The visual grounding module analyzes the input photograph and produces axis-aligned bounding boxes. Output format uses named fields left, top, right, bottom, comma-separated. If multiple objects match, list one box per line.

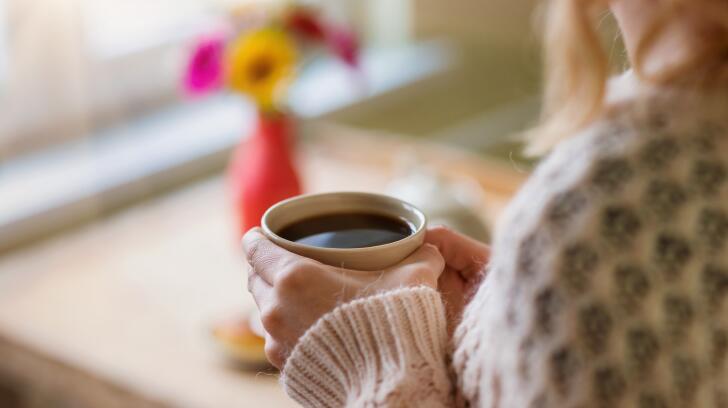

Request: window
left=0, top=0, right=445, bottom=253
left=0, top=0, right=266, bottom=159
left=0, top=0, right=373, bottom=160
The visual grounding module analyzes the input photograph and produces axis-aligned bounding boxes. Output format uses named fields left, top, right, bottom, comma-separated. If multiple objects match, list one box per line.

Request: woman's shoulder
left=476, top=86, right=728, bottom=408
left=496, top=90, right=728, bottom=255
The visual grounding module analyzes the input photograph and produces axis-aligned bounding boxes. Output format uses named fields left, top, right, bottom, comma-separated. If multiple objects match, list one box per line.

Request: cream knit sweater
left=282, top=77, right=728, bottom=407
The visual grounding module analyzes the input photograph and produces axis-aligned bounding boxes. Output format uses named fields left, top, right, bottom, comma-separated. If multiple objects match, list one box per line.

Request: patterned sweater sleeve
left=451, top=102, right=728, bottom=407
left=281, top=286, right=454, bottom=408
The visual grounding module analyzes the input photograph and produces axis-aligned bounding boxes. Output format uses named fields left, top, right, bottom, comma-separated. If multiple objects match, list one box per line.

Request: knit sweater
left=282, top=76, right=728, bottom=407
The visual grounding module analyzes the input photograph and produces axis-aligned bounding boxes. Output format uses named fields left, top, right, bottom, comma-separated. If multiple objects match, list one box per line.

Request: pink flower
left=326, top=26, right=359, bottom=69
left=183, top=33, right=226, bottom=96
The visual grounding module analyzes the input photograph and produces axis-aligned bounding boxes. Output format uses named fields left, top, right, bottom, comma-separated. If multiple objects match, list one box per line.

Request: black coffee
left=278, top=212, right=414, bottom=249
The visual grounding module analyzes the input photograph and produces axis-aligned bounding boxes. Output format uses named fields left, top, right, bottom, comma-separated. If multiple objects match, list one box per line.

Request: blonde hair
left=527, top=0, right=728, bottom=156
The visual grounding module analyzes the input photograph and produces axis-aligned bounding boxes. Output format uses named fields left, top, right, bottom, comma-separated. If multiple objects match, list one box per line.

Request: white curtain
left=0, top=0, right=92, bottom=160
left=0, top=0, right=217, bottom=162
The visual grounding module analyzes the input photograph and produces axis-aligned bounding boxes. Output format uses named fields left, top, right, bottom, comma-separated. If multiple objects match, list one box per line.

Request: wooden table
left=0, top=129, right=525, bottom=408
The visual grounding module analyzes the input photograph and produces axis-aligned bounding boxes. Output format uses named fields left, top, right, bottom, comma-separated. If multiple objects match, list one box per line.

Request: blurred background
left=0, top=0, right=560, bottom=406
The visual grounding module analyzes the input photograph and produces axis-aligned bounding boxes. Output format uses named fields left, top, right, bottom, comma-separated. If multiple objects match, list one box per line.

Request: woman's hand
left=243, top=227, right=445, bottom=368
left=425, top=226, right=490, bottom=334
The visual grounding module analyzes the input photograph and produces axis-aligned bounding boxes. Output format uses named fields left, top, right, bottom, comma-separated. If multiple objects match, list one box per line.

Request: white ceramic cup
left=261, top=192, right=427, bottom=270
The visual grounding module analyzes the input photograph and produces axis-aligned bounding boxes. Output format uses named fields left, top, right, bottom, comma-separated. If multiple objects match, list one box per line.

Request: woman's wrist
left=282, top=286, right=451, bottom=407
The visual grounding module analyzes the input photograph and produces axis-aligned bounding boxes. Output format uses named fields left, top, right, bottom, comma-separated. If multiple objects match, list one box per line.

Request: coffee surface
left=278, top=212, right=413, bottom=249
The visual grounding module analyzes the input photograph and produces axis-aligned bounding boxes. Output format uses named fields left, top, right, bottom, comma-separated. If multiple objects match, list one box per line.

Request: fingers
left=403, top=243, right=446, bottom=271
left=425, top=226, right=490, bottom=279
left=249, top=272, right=288, bottom=368
left=437, top=268, right=467, bottom=335
left=388, top=243, right=445, bottom=287
left=247, top=270, right=273, bottom=310
left=242, top=228, right=299, bottom=285
left=264, top=332, right=286, bottom=369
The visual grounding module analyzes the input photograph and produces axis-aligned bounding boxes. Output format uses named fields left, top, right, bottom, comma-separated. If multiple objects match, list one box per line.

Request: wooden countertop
left=0, top=128, right=526, bottom=408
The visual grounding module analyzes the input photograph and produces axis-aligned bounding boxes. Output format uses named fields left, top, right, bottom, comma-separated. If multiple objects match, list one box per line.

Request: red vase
left=228, top=112, right=302, bottom=237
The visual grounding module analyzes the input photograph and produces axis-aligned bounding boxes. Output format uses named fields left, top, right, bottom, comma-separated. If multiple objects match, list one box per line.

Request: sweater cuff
left=282, top=286, right=451, bottom=408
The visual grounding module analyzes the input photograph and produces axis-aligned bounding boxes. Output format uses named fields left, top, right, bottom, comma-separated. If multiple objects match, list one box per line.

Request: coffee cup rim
left=261, top=192, right=427, bottom=255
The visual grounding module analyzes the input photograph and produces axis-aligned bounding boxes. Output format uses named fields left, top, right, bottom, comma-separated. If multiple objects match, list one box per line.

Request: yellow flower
left=227, top=28, right=297, bottom=111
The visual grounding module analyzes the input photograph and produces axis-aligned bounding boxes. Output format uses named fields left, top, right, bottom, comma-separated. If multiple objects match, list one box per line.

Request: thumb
left=387, top=243, right=445, bottom=287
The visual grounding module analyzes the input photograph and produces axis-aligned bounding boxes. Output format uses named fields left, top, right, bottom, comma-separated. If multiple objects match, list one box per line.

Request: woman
left=244, top=0, right=728, bottom=406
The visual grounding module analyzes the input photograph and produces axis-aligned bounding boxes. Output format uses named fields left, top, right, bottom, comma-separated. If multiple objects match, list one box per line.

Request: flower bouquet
left=182, top=4, right=360, bottom=368
left=182, top=4, right=360, bottom=236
